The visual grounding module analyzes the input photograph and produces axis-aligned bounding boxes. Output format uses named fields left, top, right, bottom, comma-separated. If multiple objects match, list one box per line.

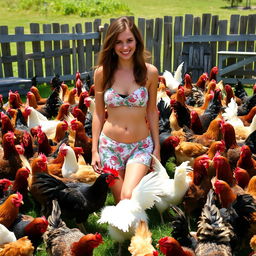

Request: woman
left=91, top=16, right=160, bottom=203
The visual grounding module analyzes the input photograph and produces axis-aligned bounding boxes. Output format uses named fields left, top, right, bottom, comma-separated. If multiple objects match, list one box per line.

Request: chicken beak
left=21, top=200, right=24, bottom=205
left=155, top=243, right=159, bottom=249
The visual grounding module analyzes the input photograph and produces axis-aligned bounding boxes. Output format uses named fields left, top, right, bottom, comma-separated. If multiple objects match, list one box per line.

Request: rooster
left=195, top=189, right=235, bottom=256
left=128, top=220, right=158, bottom=256
left=43, top=199, right=103, bottom=256
left=151, top=155, right=192, bottom=223
left=32, top=168, right=118, bottom=232
left=98, top=162, right=164, bottom=254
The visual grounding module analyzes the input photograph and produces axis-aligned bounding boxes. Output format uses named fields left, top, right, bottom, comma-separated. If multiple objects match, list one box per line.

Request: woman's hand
left=91, top=151, right=102, bottom=172
left=152, top=147, right=161, bottom=161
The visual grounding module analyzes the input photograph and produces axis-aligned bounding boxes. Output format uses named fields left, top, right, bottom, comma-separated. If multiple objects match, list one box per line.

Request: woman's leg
left=110, top=170, right=125, bottom=204
left=120, top=163, right=149, bottom=200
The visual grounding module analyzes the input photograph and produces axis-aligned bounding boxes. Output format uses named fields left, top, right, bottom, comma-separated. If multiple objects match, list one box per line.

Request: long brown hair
left=97, top=16, right=148, bottom=90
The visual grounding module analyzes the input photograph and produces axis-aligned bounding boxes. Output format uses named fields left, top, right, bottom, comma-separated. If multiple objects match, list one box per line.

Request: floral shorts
left=98, top=132, right=154, bottom=171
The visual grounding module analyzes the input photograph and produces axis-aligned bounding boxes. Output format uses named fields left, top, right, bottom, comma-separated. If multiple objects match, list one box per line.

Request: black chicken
left=171, top=100, right=191, bottom=128
left=234, top=80, right=248, bottom=103
left=237, top=93, right=256, bottom=116
left=157, top=98, right=171, bottom=134
left=33, top=170, right=118, bottom=232
left=199, top=89, right=222, bottom=132
left=245, top=130, right=256, bottom=154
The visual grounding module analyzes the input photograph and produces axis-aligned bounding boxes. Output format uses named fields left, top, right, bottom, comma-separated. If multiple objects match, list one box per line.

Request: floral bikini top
left=104, top=86, right=148, bottom=107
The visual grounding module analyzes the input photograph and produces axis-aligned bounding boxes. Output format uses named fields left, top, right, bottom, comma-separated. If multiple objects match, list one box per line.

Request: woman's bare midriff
left=102, top=106, right=149, bottom=143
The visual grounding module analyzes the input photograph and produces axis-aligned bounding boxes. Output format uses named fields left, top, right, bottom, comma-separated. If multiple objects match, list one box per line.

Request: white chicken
left=98, top=161, right=164, bottom=253
left=162, top=62, right=184, bottom=94
left=59, top=143, right=99, bottom=183
left=25, top=106, right=73, bottom=139
left=222, top=98, right=256, bottom=141
left=0, top=223, right=16, bottom=246
left=151, top=155, right=192, bottom=223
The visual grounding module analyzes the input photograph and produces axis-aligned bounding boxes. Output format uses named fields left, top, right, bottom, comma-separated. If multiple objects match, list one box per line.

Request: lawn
left=0, top=0, right=256, bottom=33
left=0, top=1, right=255, bottom=255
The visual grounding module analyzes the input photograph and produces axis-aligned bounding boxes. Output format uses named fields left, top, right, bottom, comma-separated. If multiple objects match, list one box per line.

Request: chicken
left=128, top=220, right=158, bottom=256
left=25, top=106, right=67, bottom=139
left=0, top=131, right=23, bottom=179
left=239, top=105, right=256, bottom=126
left=159, top=134, right=179, bottom=167
left=0, top=236, right=34, bottom=256
left=0, top=193, right=23, bottom=228
left=223, top=98, right=256, bottom=141
left=190, top=110, right=203, bottom=135
left=174, top=140, right=208, bottom=166
left=30, top=85, right=47, bottom=105
left=246, top=175, right=256, bottom=200
left=233, top=167, right=250, bottom=189
left=0, top=223, right=16, bottom=245
left=198, top=89, right=222, bottom=132
left=59, top=143, right=99, bottom=183
left=0, top=179, right=12, bottom=199
left=98, top=163, right=164, bottom=252
left=33, top=168, right=118, bottom=232
left=195, top=189, right=235, bottom=256
left=213, top=153, right=236, bottom=187
left=162, top=62, right=184, bottom=94
left=237, top=145, right=256, bottom=177
left=168, top=205, right=197, bottom=249
left=183, top=155, right=211, bottom=217
left=0, top=167, right=30, bottom=206
left=190, top=117, right=222, bottom=147
left=43, top=200, right=103, bottom=256
left=71, top=119, right=92, bottom=164
left=245, top=130, right=256, bottom=154
left=214, top=179, right=256, bottom=252
left=157, top=236, right=195, bottom=256
left=220, top=120, right=242, bottom=169
left=250, top=235, right=256, bottom=255
left=151, top=155, right=192, bottom=223
left=11, top=214, right=48, bottom=250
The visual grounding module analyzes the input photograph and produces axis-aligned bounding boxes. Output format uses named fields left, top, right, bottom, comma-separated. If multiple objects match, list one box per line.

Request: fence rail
left=0, top=14, right=255, bottom=87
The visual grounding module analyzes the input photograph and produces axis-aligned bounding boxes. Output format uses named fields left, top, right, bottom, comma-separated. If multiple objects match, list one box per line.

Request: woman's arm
left=91, top=67, right=106, bottom=170
left=146, top=63, right=160, bottom=160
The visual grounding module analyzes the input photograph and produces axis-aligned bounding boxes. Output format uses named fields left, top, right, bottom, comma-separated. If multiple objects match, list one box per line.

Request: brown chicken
left=30, top=85, right=47, bottom=105
left=71, top=119, right=92, bottom=164
left=157, top=236, right=195, bottom=256
left=246, top=175, right=256, bottom=200
left=233, top=167, right=250, bottom=189
left=52, top=120, right=69, bottom=143
left=72, top=106, right=86, bottom=125
left=174, top=141, right=208, bottom=166
left=192, top=118, right=222, bottom=147
left=0, top=131, right=23, bottom=179
left=183, top=155, right=211, bottom=217
left=0, top=236, right=34, bottom=256
left=238, top=106, right=256, bottom=126
left=237, top=145, right=256, bottom=177
left=43, top=200, right=103, bottom=256
left=11, top=214, right=48, bottom=251
left=55, top=102, right=71, bottom=121
left=128, top=220, right=158, bottom=256
left=250, top=235, right=256, bottom=255
left=0, top=192, right=23, bottom=228
left=221, top=121, right=241, bottom=169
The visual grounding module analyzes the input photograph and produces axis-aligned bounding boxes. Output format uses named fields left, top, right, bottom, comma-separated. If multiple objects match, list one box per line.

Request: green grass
left=0, top=0, right=255, bottom=34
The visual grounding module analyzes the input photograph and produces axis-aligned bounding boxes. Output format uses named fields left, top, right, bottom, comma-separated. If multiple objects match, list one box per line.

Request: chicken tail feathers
left=34, top=173, right=67, bottom=199
left=197, top=189, right=235, bottom=244
left=169, top=205, right=196, bottom=249
left=48, top=199, right=65, bottom=229
left=174, top=61, right=184, bottom=84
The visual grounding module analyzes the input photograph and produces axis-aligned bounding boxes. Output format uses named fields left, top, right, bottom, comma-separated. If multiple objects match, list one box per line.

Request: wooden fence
left=0, top=14, right=255, bottom=85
